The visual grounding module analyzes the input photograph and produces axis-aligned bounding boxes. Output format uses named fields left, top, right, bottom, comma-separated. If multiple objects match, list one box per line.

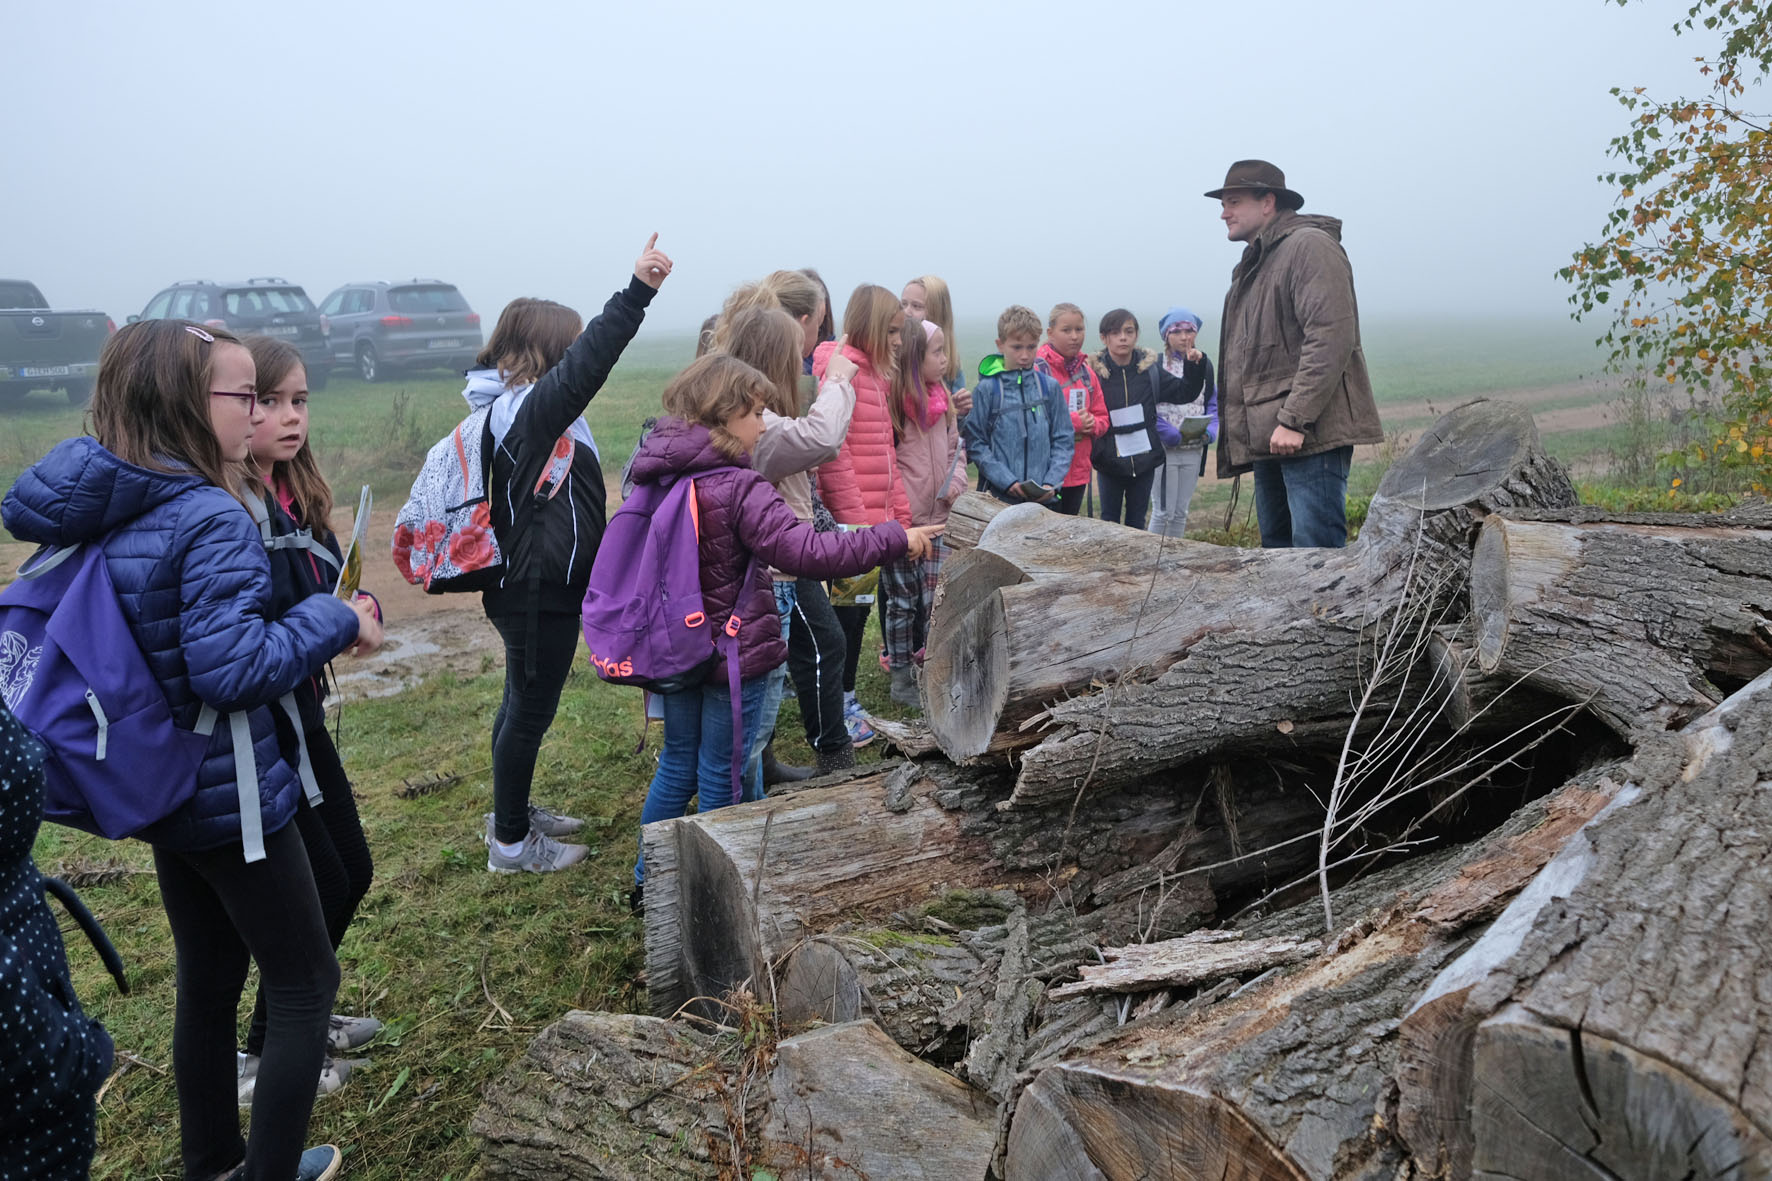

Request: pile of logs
left=471, top=402, right=1772, bottom=1179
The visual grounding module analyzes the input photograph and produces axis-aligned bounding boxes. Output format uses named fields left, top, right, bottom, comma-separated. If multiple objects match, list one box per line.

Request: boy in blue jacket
left=961, top=305, right=1073, bottom=505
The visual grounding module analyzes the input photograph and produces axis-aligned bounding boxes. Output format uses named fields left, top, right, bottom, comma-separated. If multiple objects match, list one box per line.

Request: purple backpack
left=582, top=469, right=761, bottom=806
left=0, top=543, right=211, bottom=840
left=0, top=540, right=306, bottom=861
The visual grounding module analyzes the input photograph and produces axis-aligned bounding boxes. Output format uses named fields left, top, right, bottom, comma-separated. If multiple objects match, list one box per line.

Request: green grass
left=49, top=617, right=905, bottom=1179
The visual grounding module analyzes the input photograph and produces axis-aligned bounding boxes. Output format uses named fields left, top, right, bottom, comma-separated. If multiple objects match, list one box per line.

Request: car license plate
left=21, top=365, right=70, bottom=377
left=428, top=338, right=461, bottom=349
left=263, top=325, right=299, bottom=337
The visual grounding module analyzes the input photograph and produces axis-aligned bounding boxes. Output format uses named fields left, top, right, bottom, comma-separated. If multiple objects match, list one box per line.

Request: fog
left=4, top=0, right=1707, bottom=339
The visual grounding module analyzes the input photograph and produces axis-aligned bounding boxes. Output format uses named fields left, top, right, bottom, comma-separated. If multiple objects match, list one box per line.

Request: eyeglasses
left=210, top=391, right=257, bottom=412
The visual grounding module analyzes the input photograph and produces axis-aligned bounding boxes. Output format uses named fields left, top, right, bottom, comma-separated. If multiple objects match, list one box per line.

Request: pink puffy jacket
left=895, top=385, right=969, bottom=527
left=812, top=341, right=912, bottom=528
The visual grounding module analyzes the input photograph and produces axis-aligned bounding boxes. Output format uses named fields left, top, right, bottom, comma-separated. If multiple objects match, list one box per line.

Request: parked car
left=131, top=278, right=332, bottom=387
left=317, top=280, right=483, bottom=382
left=0, top=279, right=114, bottom=407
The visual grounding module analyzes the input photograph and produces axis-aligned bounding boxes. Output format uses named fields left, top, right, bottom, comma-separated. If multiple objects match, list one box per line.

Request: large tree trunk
left=1004, top=763, right=1629, bottom=1181
left=922, top=401, right=1580, bottom=807
left=1393, top=666, right=1772, bottom=1179
left=1468, top=504, right=1772, bottom=733
left=641, top=759, right=1328, bottom=1022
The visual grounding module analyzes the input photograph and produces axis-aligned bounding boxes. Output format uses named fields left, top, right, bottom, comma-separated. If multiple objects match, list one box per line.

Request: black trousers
left=834, top=603, right=869, bottom=694
left=786, top=578, right=850, bottom=754
left=485, top=608, right=582, bottom=845
left=155, top=824, right=338, bottom=1181
left=245, top=713, right=372, bottom=1056
left=1097, top=466, right=1157, bottom=529
left=1054, top=483, right=1089, bottom=516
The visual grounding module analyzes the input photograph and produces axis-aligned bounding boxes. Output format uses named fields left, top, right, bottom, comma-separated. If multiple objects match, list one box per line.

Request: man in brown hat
left=1207, top=160, right=1383, bottom=547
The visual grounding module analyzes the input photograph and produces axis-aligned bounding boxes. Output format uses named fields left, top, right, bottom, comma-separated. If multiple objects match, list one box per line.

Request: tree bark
left=1468, top=506, right=1772, bottom=734
left=922, top=402, right=1580, bottom=805
left=472, top=1010, right=739, bottom=1180
left=1393, top=667, right=1772, bottom=1179
left=1003, top=761, right=1626, bottom=1181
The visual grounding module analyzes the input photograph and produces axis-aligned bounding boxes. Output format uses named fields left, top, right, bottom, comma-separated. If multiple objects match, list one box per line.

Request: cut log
left=643, top=760, right=1323, bottom=1021
left=774, top=932, right=982, bottom=1059
left=472, top=1010, right=737, bottom=1180
left=922, top=401, right=1580, bottom=801
left=759, top=1020, right=997, bottom=1180
left=1469, top=509, right=1772, bottom=733
left=1004, top=760, right=1627, bottom=1181
left=1393, top=667, right=1772, bottom=1179
left=941, top=489, right=1012, bottom=552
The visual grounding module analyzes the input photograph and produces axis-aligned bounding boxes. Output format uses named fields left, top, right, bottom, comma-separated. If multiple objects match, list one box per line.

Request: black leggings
left=786, top=578, right=849, bottom=754
left=155, top=824, right=338, bottom=1181
left=1055, top=483, right=1089, bottom=516
left=245, top=718, right=372, bottom=1056
left=487, top=608, right=582, bottom=845
left=834, top=603, right=868, bottom=694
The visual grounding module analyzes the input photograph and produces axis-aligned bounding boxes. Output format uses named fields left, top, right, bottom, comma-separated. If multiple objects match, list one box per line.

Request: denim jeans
left=742, top=583, right=797, bottom=795
left=634, top=672, right=772, bottom=883
left=1251, top=445, right=1354, bottom=548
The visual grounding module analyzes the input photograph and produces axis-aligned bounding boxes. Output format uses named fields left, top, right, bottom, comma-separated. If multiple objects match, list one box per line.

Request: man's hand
left=1269, top=424, right=1306, bottom=456
left=634, top=233, right=673, bottom=289
left=822, top=335, right=858, bottom=385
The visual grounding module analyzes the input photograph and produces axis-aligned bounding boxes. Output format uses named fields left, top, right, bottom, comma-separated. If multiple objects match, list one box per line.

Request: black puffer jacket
left=0, top=704, right=115, bottom=1177
left=481, top=275, right=656, bottom=620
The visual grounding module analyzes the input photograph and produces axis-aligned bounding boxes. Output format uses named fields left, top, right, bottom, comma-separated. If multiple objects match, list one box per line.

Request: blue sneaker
left=843, top=697, right=875, bottom=748
left=296, top=1145, right=342, bottom=1181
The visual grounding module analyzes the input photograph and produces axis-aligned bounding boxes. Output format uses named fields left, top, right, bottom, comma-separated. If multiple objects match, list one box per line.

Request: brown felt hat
left=1204, top=160, right=1305, bottom=210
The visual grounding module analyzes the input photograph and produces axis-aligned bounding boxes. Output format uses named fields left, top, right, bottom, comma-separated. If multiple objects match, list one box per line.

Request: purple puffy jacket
left=625, top=417, right=909, bottom=681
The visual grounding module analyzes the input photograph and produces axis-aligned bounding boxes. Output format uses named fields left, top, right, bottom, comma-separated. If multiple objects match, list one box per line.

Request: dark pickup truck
left=0, top=279, right=113, bottom=407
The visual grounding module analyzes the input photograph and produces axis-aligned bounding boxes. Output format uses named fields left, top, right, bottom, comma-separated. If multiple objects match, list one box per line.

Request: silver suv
left=318, top=281, right=483, bottom=382
left=132, top=279, right=332, bottom=387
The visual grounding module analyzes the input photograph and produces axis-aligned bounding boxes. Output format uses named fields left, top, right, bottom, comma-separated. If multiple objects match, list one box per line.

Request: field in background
left=7, top=317, right=1697, bottom=1178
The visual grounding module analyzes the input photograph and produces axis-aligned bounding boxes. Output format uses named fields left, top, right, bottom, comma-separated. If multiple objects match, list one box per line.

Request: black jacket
left=483, top=276, right=654, bottom=620
left=1088, top=348, right=1165, bottom=478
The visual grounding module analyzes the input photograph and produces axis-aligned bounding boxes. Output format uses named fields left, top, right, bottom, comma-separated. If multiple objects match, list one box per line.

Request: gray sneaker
left=481, top=805, right=585, bottom=843
left=487, top=828, right=590, bottom=874
left=236, top=1053, right=356, bottom=1108
left=327, top=1014, right=382, bottom=1053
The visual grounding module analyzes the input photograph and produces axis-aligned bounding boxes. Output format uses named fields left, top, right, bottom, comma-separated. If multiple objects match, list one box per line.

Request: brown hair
left=475, top=298, right=583, bottom=388
left=800, top=268, right=836, bottom=344
left=889, top=319, right=941, bottom=440
left=243, top=335, right=335, bottom=537
left=714, top=270, right=826, bottom=353
left=996, top=305, right=1041, bottom=341
left=695, top=313, right=719, bottom=358
left=916, top=275, right=960, bottom=385
left=1048, top=302, right=1084, bottom=330
left=842, top=284, right=903, bottom=376
left=1098, top=308, right=1138, bottom=336
left=721, top=307, right=803, bottom=419
left=90, top=319, right=246, bottom=498
left=660, top=353, right=774, bottom=459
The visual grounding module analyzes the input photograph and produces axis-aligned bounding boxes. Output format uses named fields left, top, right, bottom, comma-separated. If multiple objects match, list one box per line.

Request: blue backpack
left=0, top=537, right=320, bottom=862
left=582, top=469, right=761, bottom=807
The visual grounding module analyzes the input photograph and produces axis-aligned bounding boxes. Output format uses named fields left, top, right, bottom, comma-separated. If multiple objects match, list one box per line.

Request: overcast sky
left=4, top=0, right=1714, bottom=338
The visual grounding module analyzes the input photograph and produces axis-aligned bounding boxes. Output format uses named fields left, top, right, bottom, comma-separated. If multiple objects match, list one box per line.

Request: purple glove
left=1155, top=417, right=1182, bottom=447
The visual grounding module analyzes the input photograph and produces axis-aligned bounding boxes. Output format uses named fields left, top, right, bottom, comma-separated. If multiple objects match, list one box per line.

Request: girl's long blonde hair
left=841, top=284, right=902, bottom=376
left=721, top=307, right=803, bottom=419
left=244, top=335, right=335, bottom=538
left=90, top=319, right=244, bottom=500
left=916, top=275, right=960, bottom=386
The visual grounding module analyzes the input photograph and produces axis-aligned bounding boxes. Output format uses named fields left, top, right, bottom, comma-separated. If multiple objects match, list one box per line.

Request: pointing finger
left=645, top=232, right=658, bottom=252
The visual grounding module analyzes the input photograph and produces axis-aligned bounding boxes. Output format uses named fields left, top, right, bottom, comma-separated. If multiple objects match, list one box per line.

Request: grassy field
left=2, top=317, right=1689, bottom=1177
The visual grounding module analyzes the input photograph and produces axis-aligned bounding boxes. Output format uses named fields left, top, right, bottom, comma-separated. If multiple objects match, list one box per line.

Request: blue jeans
left=742, top=583, right=798, bottom=796
left=635, top=673, right=772, bottom=883
left=1251, top=446, right=1353, bottom=548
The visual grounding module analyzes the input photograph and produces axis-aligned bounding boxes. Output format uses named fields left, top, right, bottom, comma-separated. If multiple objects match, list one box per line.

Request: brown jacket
left=1215, top=210, right=1383, bottom=476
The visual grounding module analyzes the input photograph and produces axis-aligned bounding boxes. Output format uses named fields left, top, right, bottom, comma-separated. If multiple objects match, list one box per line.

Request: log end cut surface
left=924, top=549, right=1019, bottom=760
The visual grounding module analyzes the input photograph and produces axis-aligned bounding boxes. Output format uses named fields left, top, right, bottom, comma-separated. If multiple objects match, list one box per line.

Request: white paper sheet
left=1109, top=404, right=1145, bottom=428
left=1115, top=432, right=1153, bottom=458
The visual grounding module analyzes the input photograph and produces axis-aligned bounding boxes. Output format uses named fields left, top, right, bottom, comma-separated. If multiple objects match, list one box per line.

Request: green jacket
left=1215, top=210, right=1383, bottom=476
